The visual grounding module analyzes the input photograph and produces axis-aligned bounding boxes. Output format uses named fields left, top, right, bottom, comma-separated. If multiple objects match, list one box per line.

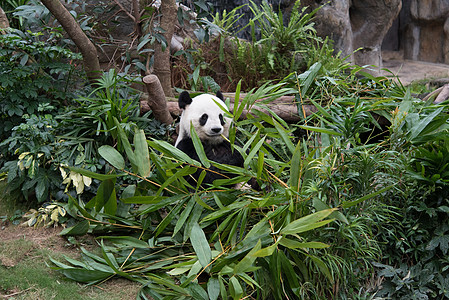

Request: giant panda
left=175, top=90, right=244, bottom=188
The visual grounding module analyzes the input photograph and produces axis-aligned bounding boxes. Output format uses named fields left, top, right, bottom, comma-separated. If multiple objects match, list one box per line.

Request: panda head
left=175, top=91, right=232, bottom=146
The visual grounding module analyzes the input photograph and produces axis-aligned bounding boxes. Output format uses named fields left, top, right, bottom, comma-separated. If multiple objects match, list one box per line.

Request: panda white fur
left=175, top=91, right=244, bottom=187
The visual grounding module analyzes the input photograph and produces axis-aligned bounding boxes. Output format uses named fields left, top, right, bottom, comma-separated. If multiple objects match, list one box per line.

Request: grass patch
left=0, top=181, right=141, bottom=299
left=0, top=235, right=140, bottom=300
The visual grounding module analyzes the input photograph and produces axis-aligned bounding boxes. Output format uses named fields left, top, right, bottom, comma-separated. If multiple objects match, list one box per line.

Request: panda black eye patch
left=199, top=113, right=208, bottom=126
left=219, top=114, right=225, bottom=126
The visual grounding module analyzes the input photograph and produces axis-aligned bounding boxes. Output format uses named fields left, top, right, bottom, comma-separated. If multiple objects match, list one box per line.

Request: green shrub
left=47, top=78, right=405, bottom=299
left=0, top=29, right=81, bottom=145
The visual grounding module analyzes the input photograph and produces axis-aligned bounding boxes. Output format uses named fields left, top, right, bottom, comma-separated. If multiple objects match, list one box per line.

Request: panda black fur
left=175, top=91, right=244, bottom=187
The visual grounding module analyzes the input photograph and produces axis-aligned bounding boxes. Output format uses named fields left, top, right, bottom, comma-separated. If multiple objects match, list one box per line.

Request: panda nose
left=211, top=127, right=222, bottom=133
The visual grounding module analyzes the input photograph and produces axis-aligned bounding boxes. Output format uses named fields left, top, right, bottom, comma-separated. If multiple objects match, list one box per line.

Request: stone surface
left=410, top=0, right=449, bottom=21
left=382, top=51, right=449, bottom=85
left=395, top=0, right=449, bottom=64
left=305, top=0, right=353, bottom=59
left=299, top=0, right=401, bottom=75
left=351, top=0, right=402, bottom=72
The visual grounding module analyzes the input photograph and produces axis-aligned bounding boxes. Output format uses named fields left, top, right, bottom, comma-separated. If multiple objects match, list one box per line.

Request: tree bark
left=143, top=74, right=174, bottom=125
left=0, top=6, right=9, bottom=32
left=40, top=0, right=101, bottom=83
left=152, top=0, right=176, bottom=97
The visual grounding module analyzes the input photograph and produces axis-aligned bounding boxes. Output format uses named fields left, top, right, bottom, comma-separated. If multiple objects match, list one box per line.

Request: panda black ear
left=179, top=91, right=192, bottom=109
left=216, top=90, right=224, bottom=101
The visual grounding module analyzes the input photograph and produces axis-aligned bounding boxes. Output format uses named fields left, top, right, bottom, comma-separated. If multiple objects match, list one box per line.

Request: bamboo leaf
left=183, top=203, right=203, bottom=242
left=229, top=276, right=243, bottom=300
left=190, top=123, right=211, bottom=168
left=279, top=238, right=330, bottom=249
left=154, top=199, right=185, bottom=237
left=313, top=197, right=348, bottom=224
left=254, top=237, right=282, bottom=257
left=148, top=139, right=199, bottom=166
left=290, top=140, right=302, bottom=193
left=234, top=81, right=246, bottom=121
left=207, top=277, right=220, bottom=300
left=298, top=62, right=321, bottom=97
left=113, top=117, right=138, bottom=173
left=68, top=166, right=123, bottom=181
left=103, top=184, right=117, bottom=216
left=187, top=282, right=209, bottom=300
left=173, top=196, right=196, bottom=237
left=409, top=107, right=444, bottom=140
left=244, top=136, right=266, bottom=168
left=273, top=119, right=295, bottom=154
left=280, top=208, right=336, bottom=235
left=308, top=254, right=333, bottom=283
left=59, top=219, right=90, bottom=236
left=98, top=236, right=149, bottom=248
left=94, top=179, right=116, bottom=214
left=190, top=222, right=212, bottom=268
left=342, top=185, right=394, bottom=208
left=299, top=125, right=343, bottom=136
left=53, top=267, right=113, bottom=283
left=279, top=250, right=300, bottom=291
left=120, top=195, right=166, bottom=204
left=155, top=165, right=194, bottom=195
left=134, top=129, right=151, bottom=177
left=98, top=145, right=125, bottom=170
left=194, top=193, right=214, bottom=210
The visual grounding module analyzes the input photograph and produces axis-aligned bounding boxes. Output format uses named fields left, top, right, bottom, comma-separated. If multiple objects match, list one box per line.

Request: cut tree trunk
left=143, top=74, right=173, bottom=125
left=41, top=0, right=101, bottom=83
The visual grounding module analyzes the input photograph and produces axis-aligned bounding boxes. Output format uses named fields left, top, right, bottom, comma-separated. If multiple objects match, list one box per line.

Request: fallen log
left=140, top=93, right=317, bottom=123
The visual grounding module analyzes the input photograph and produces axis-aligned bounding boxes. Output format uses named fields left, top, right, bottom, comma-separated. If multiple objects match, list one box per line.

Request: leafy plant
left=45, top=79, right=403, bottom=299
left=21, top=203, right=67, bottom=227
left=0, top=28, right=81, bottom=145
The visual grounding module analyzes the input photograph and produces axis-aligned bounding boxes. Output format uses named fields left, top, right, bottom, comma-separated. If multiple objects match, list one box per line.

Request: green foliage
left=2, top=0, right=449, bottom=297
left=0, top=29, right=80, bottom=140
left=47, top=80, right=404, bottom=299
left=0, top=63, right=166, bottom=204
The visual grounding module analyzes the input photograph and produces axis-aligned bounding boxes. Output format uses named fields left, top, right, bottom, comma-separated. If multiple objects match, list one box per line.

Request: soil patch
left=0, top=223, right=96, bottom=267
left=382, top=51, right=449, bottom=86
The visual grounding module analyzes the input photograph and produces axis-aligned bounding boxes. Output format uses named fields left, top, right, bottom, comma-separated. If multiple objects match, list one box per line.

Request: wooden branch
left=435, top=84, right=449, bottom=104
left=143, top=74, right=174, bottom=125
left=422, top=83, right=449, bottom=103
left=112, top=0, right=135, bottom=21
left=41, top=0, right=101, bottom=83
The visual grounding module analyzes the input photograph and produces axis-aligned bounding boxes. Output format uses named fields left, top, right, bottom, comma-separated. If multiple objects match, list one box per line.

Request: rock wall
left=383, top=0, right=449, bottom=64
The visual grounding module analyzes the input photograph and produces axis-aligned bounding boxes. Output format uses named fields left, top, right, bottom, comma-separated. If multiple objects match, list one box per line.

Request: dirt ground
left=382, top=51, right=449, bottom=86
left=0, top=225, right=73, bottom=267
left=0, top=222, right=141, bottom=299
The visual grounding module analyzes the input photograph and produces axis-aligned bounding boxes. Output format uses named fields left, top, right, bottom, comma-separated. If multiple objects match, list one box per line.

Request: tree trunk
left=40, top=0, right=101, bottom=83
left=152, top=0, right=176, bottom=97
left=0, top=6, right=9, bottom=32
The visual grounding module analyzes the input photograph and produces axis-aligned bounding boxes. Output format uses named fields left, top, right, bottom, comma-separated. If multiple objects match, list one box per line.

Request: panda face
left=176, top=91, right=232, bottom=146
